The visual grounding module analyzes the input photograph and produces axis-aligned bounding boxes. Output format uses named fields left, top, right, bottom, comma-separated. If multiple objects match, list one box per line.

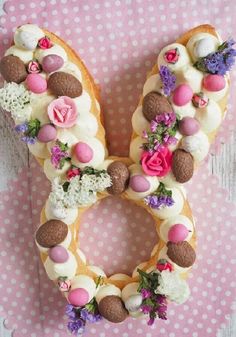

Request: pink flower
left=141, top=147, right=172, bottom=177
left=164, top=48, right=179, bottom=64
left=58, top=279, right=71, bottom=292
left=48, top=96, right=78, bottom=128
left=27, top=60, right=41, bottom=74
left=38, top=36, right=53, bottom=49
left=67, top=167, right=81, bottom=180
left=156, top=260, right=173, bottom=272
left=192, top=92, right=209, bottom=108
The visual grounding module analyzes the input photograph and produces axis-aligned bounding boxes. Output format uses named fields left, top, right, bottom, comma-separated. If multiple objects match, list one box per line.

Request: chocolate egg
left=48, top=71, right=82, bottom=98
left=37, top=124, right=57, bottom=143
left=0, top=55, right=27, bottom=83
left=98, top=295, right=128, bottom=323
left=172, top=149, right=194, bottom=183
left=142, top=92, right=173, bottom=121
left=107, top=161, right=130, bottom=195
left=35, top=220, right=68, bottom=248
left=42, top=54, right=64, bottom=73
left=178, top=117, right=200, bottom=136
left=167, top=241, right=196, bottom=268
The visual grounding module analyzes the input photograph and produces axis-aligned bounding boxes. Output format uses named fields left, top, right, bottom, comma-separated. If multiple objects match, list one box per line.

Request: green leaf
left=26, top=118, right=41, bottom=137
left=62, top=181, right=70, bottom=192
left=57, top=140, right=69, bottom=152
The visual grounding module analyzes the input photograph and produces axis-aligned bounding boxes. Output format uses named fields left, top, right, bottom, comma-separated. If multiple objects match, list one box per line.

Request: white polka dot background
left=0, top=0, right=236, bottom=336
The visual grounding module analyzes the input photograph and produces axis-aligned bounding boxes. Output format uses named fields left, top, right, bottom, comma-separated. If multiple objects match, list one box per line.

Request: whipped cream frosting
left=44, top=250, right=77, bottom=280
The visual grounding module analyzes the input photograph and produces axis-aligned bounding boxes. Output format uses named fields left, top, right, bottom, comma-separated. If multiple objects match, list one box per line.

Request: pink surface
left=0, top=1, right=236, bottom=336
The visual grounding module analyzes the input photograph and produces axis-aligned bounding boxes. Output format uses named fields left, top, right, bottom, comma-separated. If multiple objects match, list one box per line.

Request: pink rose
left=156, top=259, right=173, bottom=272
left=27, top=60, right=41, bottom=74
left=192, top=92, right=209, bottom=108
left=58, top=279, right=71, bottom=292
left=164, top=48, right=179, bottom=64
left=38, top=36, right=53, bottom=49
left=67, top=167, right=81, bottom=180
left=141, top=147, right=172, bottom=177
left=48, top=96, right=78, bottom=128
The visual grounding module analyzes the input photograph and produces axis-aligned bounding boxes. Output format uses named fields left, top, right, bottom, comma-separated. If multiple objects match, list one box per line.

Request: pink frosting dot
left=68, top=288, right=89, bottom=307
left=74, top=142, right=93, bottom=163
left=26, top=73, right=47, bottom=94
left=49, top=245, right=69, bottom=263
left=203, top=74, right=226, bottom=92
left=168, top=223, right=190, bottom=243
left=37, top=124, right=57, bottom=143
left=172, top=84, right=193, bottom=106
left=129, top=175, right=150, bottom=192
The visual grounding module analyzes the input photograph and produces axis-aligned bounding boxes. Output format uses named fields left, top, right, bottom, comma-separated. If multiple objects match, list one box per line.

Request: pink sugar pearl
left=203, top=74, right=226, bottom=92
left=168, top=223, right=189, bottom=243
left=68, top=288, right=89, bottom=307
left=172, top=84, right=193, bottom=106
left=37, top=124, right=57, bottom=143
left=26, top=73, right=47, bottom=94
left=49, top=245, right=69, bottom=263
left=129, top=175, right=150, bottom=192
left=74, top=142, right=93, bottom=163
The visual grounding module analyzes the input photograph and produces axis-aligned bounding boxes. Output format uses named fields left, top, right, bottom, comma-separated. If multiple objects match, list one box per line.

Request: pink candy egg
left=42, top=54, right=64, bottom=73
left=26, top=73, right=47, bottom=94
left=203, top=74, right=226, bottom=92
left=172, top=84, right=193, bottom=106
left=49, top=245, right=69, bottom=263
left=74, top=142, right=93, bottom=163
left=129, top=175, right=150, bottom=192
left=168, top=223, right=189, bottom=243
left=68, top=288, right=89, bottom=307
left=178, top=117, right=200, bottom=136
left=37, top=124, right=57, bottom=143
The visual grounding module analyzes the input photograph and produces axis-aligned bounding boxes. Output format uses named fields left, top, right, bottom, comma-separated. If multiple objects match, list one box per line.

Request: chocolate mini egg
left=107, top=161, right=130, bottom=195
left=35, top=220, right=68, bottom=248
left=172, top=149, right=194, bottom=183
left=0, top=55, right=27, bottom=84
left=167, top=241, right=196, bottom=268
left=48, top=71, right=82, bottom=98
left=129, top=175, right=150, bottom=192
left=49, top=245, right=69, bottom=263
left=203, top=74, right=226, bottom=92
left=37, top=124, right=57, bottom=143
left=172, top=84, right=193, bottom=106
left=26, top=73, right=47, bottom=94
left=74, top=142, right=93, bottom=163
left=42, top=54, right=64, bottom=73
left=142, top=92, right=173, bottom=121
left=178, top=117, right=200, bottom=136
left=98, top=295, right=128, bottom=323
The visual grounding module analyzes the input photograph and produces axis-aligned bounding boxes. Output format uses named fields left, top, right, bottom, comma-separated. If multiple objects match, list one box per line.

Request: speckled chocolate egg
left=172, top=149, right=194, bottom=183
left=98, top=296, right=128, bottom=323
left=142, top=92, right=173, bottom=121
left=107, top=161, right=130, bottom=195
left=35, top=220, right=68, bottom=248
left=167, top=241, right=196, bottom=268
left=0, top=55, right=27, bottom=83
left=48, top=71, right=82, bottom=98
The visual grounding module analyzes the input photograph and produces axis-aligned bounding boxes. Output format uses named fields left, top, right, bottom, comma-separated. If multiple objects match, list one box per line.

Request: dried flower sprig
left=51, top=140, right=71, bottom=169
left=194, top=38, right=236, bottom=75
left=15, top=119, right=41, bottom=145
left=144, top=182, right=174, bottom=209
left=159, top=65, right=176, bottom=96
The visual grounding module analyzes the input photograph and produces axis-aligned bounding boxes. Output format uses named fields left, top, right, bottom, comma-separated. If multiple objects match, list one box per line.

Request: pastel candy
left=129, top=175, right=150, bottom=192
left=37, top=124, right=57, bottom=143
left=178, top=117, right=200, bottom=136
left=74, top=142, right=93, bottom=163
left=49, top=245, right=69, bottom=263
left=42, top=54, right=64, bottom=73
left=68, top=288, right=89, bottom=307
left=173, top=84, right=193, bottom=106
left=203, top=74, right=226, bottom=91
left=26, top=73, right=47, bottom=94
left=168, top=223, right=189, bottom=243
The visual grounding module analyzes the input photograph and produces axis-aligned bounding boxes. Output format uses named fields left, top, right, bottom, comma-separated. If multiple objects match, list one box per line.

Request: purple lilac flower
left=21, top=136, right=36, bottom=144
left=51, top=145, right=69, bottom=169
left=150, top=120, right=158, bottom=132
left=163, top=134, right=178, bottom=146
left=67, top=320, right=85, bottom=335
left=141, top=304, right=152, bottom=314
left=65, top=304, right=77, bottom=320
left=155, top=112, right=176, bottom=127
left=15, top=123, right=28, bottom=133
left=147, top=317, right=155, bottom=326
left=144, top=195, right=174, bottom=209
left=80, top=308, right=102, bottom=323
left=159, top=65, right=176, bottom=96
left=141, top=288, right=152, bottom=299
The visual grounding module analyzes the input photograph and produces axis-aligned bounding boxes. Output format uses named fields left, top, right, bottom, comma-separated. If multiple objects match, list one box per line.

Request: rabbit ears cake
left=0, top=23, right=235, bottom=334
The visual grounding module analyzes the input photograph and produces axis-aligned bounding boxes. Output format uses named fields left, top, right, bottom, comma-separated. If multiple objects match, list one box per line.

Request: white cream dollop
left=186, top=33, right=220, bottom=62
left=5, top=46, right=34, bottom=64
left=60, top=61, right=82, bottom=81
left=44, top=250, right=77, bottom=280
left=203, top=77, right=229, bottom=102
left=70, top=275, right=96, bottom=302
left=171, top=101, right=196, bottom=119
left=14, top=24, right=45, bottom=50
left=157, top=43, right=191, bottom=71
left=129, top=136, right=144, bottom=164
left=44, top=158, right=71, bottom=181
left=45, top=198, right=78, bottom=225
left=151, top=187, right=184, bottom=219
left=28, top=141, right=49, bottom=159
left=195, top=99, right=222, bottom=133
left=176, top=65, right=203, bottom=93
left=131, top=105, right=150, bottom=136
left=71, top=113, right=98, bottom=138
left=95, top=284, right=121, bottom=304
left=159, top=214, right=194, bottom=242
left=73, top=91, right=92, bottom=115
left=31, top=93, right=54, bottom=125
left=47, top=130, right=78, bottom=155
left=122, top=283, right=143, bottom=316
left=35, top=44, right=68, bottom=63
left=143, top=74, right=163, bottom=97
left=181, top=130, right=210, bottom=162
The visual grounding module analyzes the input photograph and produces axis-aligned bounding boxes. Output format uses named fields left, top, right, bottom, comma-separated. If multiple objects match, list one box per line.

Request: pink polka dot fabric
left=0, top=1, right=236, bottom=336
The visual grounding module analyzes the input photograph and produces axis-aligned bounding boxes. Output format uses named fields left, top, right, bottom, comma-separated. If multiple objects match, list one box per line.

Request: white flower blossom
left=49, top=173, right=112, bottom=209
left=0, top=82, right=32, bottom=122
left=155, top=270, right=190, bottom=304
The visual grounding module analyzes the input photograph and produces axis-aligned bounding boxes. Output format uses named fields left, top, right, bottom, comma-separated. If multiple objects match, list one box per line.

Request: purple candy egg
left=129, top=175, right=150, bottom=192
left=37, top=124, right=57, bottom=143
left=49, top=245, right=69, bottom=263
left=178, top=117, right=200, bottom=136
left=42, top=54, right=64, bottom=73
